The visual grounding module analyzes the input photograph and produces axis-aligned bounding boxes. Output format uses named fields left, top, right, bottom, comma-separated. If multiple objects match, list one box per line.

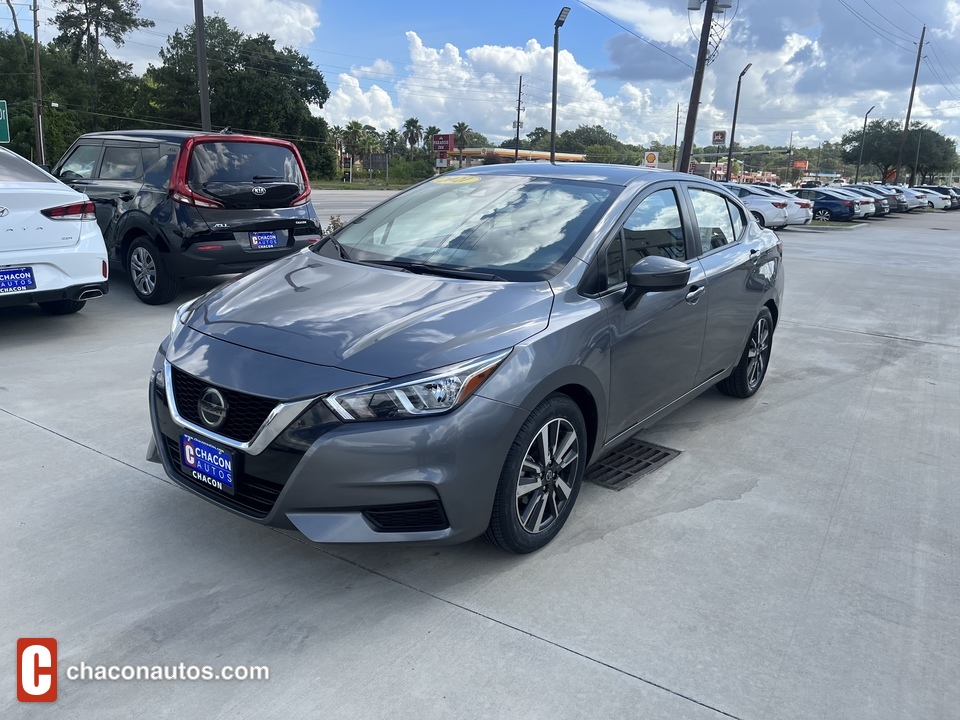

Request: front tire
left=718, top=307, right=774, bottom=399
left=127, top=237, right=180, bottom=305
left=38, top=298, right=85, bottom=315
left=484, top=394, right=587, bottom=554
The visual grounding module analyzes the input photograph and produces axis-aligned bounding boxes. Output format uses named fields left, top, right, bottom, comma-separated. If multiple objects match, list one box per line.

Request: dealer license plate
left=180, top=434, right=235, bottom=495
left=250, top=231, right=279, bottom=249
left=0, top=266, right=36, bottom=294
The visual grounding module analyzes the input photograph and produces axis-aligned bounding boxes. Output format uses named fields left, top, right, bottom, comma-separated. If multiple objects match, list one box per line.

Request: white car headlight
left=325, top=349, right=511, bottom=421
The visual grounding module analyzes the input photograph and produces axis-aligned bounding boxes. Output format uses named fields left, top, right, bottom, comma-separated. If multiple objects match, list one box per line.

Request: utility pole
left=815, top=142, right=822, bottom=181
left=32, top=1, right=45, bottom=164
left=673, top=104, right=680, bottom=170
left=194, top=0, right=212, bottom=131
left=514, top=75, right=523, bottom=163
left=911, top=128, right=923, bottom=186
left=895, top=24, right=925, bottom=183
left=679, top=0, right=717, bottom=174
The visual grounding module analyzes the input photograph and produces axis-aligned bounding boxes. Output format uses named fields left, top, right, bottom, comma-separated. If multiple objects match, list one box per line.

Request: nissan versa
left=146, top=164, right=783, bottom=553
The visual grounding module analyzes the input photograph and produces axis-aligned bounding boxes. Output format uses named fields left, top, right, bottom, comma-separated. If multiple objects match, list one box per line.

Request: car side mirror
left=622, top=256, right=691, bottom=310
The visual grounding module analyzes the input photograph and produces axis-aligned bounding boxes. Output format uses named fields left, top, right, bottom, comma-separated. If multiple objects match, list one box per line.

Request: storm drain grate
left=585, top=438, right=681, bottom=491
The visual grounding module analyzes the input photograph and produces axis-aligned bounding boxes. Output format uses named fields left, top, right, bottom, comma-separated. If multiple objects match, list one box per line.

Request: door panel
left=600, top=185, right=708, bottom=440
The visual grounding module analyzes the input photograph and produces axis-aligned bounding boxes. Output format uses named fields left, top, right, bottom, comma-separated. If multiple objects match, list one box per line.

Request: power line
left=834, top=0, right=915, bottom=51
left=576, top=0, right=694, bottom=70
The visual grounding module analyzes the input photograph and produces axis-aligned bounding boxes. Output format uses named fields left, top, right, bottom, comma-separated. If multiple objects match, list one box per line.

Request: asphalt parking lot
left=3, top=204, right=958, bottom=719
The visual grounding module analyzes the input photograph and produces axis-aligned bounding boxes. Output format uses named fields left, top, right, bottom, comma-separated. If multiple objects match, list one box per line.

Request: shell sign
left=643, top=151, right=659, bottom=168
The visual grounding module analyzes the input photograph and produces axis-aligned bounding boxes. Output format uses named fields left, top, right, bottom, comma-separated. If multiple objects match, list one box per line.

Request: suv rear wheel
left=128, top=237, right=180, bottom=305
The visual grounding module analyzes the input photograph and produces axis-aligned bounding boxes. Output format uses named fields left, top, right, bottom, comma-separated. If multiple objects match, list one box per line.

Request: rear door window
left=99, top=146, right=143, bottom=180
left=689, top=188, right=736, bottom=255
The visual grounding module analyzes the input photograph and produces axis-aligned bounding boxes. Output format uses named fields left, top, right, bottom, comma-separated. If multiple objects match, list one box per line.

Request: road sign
left=433, top=133, right=454, bottom=153
left=792, top=160, right=808, bottom=170
left=712, top=130, right=727, bottom=145
left=643, top=151, right=659, bottom=168
left=0, top=101, right=10, bottom=144
left=689, top=160, right=697, bottom=173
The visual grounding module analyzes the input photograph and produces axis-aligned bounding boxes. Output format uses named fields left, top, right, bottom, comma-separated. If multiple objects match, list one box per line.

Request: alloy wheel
left=515, top=418, right=579, bottom=535
left=130, top=247, right=157, bottom=296
left=747, top=316, right=771, bottom=390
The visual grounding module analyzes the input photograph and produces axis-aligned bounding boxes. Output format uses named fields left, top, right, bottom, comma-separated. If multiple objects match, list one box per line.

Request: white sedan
left=0, top=147, right=108, bottom=314
left=899, top=187, right=928, bottom=211
left=749, top=185, right=814, bottom=226
left=720, top=183, right=790, bottom=229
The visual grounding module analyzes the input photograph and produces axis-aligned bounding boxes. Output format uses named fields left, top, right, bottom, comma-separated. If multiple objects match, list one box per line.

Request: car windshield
left=321, top=174, right=615, bottom=281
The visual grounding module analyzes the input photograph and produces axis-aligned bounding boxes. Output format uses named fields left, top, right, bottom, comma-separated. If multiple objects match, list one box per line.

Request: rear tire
left=751, top=211, right=765, bottom=227
left=127, top=237, right=180, bottom=305
left=484, top=394, right=587, bottom=554
left=718, top=307, right=774, bottom=399
left=814, top=208, right=832, bottom=221
left=38, top=298, right=85, bottom=315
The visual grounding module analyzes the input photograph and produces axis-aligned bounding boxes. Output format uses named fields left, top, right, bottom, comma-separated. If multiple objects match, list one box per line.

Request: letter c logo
left=17, top=638, right=57, bottom=702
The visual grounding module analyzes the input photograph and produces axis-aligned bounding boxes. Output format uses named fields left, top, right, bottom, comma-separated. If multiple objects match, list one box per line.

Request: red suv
left=51, top=131, right=323, bottom=304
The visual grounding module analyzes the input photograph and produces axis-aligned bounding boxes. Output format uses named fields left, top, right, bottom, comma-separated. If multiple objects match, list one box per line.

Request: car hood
left=187, top=250, right=555, bottom=378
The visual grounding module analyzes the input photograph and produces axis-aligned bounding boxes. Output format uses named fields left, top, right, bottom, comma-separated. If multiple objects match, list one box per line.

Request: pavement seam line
left=780, top=319, right=960, bottom=350
left=274, top=529, right=742, bottom=720
left=0, top=406, right=172, bottom=485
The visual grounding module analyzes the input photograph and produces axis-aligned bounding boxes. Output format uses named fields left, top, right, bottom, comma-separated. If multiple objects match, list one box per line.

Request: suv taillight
left=291, top=186, right=312, bottom=207
left=170, top=187, right=224, bottom=209
left=168, top=141, right=224, bottom=209
left=41, top=201, right=97, bottom=220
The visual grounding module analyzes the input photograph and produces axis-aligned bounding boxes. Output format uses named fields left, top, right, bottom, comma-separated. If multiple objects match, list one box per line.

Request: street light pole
left=854, top=105, right=875, bottom=184
left=724, top=63, right=751, bottom=182
left=550, top=7, right=570, bottom=164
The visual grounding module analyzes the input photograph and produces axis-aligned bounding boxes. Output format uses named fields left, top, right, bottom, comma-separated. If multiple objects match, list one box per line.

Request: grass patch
left=311, top=179, right=416, bottom=191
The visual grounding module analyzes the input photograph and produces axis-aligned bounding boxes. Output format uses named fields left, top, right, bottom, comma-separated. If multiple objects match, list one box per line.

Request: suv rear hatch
left=183, top=139, right=309, bottom=210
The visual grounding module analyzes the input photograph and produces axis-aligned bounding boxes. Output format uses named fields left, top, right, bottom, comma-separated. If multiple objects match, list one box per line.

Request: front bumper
left=148, top=356, right=529, bottom=545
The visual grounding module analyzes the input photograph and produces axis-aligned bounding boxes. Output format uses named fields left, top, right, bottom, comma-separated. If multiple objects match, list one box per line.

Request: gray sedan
left=146, top=164, right=784, bottom=553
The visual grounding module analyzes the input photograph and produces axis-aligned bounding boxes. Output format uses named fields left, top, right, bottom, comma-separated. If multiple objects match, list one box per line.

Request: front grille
left=163, top=436, right=284, bottom=518
left=362, top=501, right=449, bottom=533
left=171, top=367, right=279, bottom=443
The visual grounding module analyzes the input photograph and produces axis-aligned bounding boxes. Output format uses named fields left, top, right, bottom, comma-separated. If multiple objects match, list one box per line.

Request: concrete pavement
left=2, top=208, right=958, bottom=719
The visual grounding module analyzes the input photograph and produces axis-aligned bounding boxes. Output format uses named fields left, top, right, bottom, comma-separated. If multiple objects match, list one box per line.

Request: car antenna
left=219, top=127, right=232, bottom=134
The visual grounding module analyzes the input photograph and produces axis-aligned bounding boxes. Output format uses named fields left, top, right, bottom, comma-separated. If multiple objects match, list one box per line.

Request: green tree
left=453, top=121, right=470, bottom=164
left=840, top=119, right=905, bottom=180
left=402, top=117, right=423, bottom=156
left=330, top=125, right=344, bottom=170
left=343, top=120, right=365, bottom=178
left=384, top=128, right=400, bottom=157
left=584, top=144, right=617, bottom=163
left=51, top=0, right=154, bottom=124
left=145, top=17, right=336, bottom=178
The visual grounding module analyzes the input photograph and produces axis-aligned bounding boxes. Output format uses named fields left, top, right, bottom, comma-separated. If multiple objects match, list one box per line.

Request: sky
left=6, top=0, right=960, bottom=149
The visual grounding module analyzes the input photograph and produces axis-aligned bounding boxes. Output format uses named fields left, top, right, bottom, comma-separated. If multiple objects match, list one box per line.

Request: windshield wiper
left=314, top=235, right=352, bottom=260
left=373, top=260, right=503, bottom=281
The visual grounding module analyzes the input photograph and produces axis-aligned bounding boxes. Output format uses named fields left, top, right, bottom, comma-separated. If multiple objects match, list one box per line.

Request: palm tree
left=360, top=133, right=382, bottom=166
left=423, top=125, right=441, bottom=151
left=384, top=128, right=401, bottom=158
left=402, top=117, right=423, bottom=156
left=330, top=125, right=344, bottom=171
left=453, top=121, right=470, bottom=166
left=343, top=120, right=365, bottom=181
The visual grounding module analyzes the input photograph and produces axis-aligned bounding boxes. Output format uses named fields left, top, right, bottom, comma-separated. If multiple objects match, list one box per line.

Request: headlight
left=325, top=349, right=511, bottom=421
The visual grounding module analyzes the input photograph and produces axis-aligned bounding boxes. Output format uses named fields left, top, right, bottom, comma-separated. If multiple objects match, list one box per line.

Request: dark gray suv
left=51, top=131, right=323, bottom=304
left=146, top=164, right=784, bottom=553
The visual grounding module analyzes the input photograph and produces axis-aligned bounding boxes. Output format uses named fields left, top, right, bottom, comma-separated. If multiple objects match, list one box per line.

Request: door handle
left=749, top=248, right=762, bottom=264
left=685, top=286, right=705, bottom=304
left=118, top=191, right=135, bottom=202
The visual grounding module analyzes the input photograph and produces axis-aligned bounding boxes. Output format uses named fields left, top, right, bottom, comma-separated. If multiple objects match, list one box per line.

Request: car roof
left=454, top=163, right=721, bottom=189
left=74, top=130, right=276, bottom=144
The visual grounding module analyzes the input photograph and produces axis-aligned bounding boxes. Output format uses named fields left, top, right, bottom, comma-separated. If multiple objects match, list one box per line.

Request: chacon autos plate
left=250, top=231, right=280, bottom=249
left=180, top=434, right=235, bottom=495
left=0, top=266, right=37, bottom=293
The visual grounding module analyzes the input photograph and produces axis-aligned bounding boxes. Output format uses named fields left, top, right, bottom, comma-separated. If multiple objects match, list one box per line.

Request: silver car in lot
left=720, top=183, right=790, bottom=229
left=146, top=165, right=784, bottom=553
left=747, top=184, right=814, bottom=226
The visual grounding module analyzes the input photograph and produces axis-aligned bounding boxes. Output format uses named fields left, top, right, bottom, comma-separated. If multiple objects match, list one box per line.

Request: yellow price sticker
left=433, top=175, right=481, bottom=185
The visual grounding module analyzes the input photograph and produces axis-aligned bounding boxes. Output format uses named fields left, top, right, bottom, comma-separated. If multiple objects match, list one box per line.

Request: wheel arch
left=117, top=218, right=169, bottom=266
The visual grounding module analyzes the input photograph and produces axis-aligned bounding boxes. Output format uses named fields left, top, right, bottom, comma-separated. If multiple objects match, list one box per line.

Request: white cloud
left=150, top=0, right=320, bottom=47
